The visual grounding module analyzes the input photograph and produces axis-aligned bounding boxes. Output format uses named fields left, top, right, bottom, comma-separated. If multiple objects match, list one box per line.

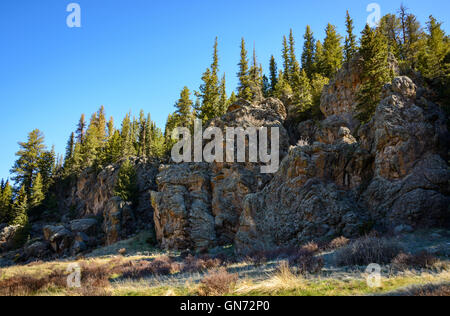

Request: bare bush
left=288, top=248, right=324, bottom=275
left=335, top=236, right=403, bottom=267
left=392, top=251, right=439, bottom=270
left=197, top=268, right=238, bottom=296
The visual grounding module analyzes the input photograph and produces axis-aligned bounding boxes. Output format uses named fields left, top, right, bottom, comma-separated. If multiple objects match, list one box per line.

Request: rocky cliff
left=1, top=57, right=449, bottom=262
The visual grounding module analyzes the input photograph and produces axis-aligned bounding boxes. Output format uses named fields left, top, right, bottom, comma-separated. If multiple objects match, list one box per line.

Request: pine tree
left=291, top=69, right=313, bottom=120
left=322, top=23, right=343, bottom=78
left=269, top=55, right=278, bottom=95
left=145, top=113, right=153, bottom=157
left=30, top=172, right=44, bottom=209
left=288, top=29, right=301, bottom=81
left=228, top=91, right=237, bottom=105
left=249, top=45, right=263, bottom=97
left=114, top=159, right=138, bottom=206
left=421, top=15, right=449, bottom=78
left=65, top=132, right=75, bottom=163
left=0, top=180, right=12, bottom=223
left=39, top=147, right=55, bottom=191
left=76, top=114, right=86, bottom=144
left=314, top=40, right=326, bottom=77
left=237, top=38, right=252, bottom=101
left=10, top=129, right=46, bottom=195
left=137, top=110, right=147, bottom=157
left=10, top=186, right=28, bottom=227
left=274, top=70, right=293, bottom=101
left=379, top=14, right=402, bottom=58
left=107, top=117, right=114, bottom=139
left=357, top=24, right=392, bottom=123
left=218, top=75, right=228, bottom=115
left=344, top=11, right=357, bottom=63
left=282, top=36, right=290, bottom=81
left=196, top=38, right=221, bottom=122
left=96, top=105, right=107, bottom=143
left=175, top=87, right=194, bottom=127
left=120, top=113, right=136, bottom=158
left=302, top=25, right=316, bottom=78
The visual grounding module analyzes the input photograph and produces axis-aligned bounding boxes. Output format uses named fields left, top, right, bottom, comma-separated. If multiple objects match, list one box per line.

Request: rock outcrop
left=234, top=73, right=449, bottom=253
left=151, top=98, right=289, bottom=251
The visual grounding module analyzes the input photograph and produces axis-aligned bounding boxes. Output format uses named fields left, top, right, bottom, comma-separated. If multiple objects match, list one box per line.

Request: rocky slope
left=1, top=57, right=449, bottom=262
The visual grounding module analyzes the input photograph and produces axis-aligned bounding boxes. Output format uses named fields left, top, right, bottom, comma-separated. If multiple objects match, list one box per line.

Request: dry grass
left=335, top=236, right=403, bottom=267
left=328, top=237, right=350, bottom=250
left=197, top=268, right=238, bottom=296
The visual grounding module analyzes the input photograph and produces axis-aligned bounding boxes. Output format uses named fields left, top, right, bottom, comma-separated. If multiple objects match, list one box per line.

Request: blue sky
left=1, top=0, right=449, bottom=182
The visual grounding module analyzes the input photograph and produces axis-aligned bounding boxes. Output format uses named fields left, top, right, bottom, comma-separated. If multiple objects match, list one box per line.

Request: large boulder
left=151, top=163, right=215, bottom=251
left=43, top=225, right=74, bottom=254
left=0, top=225, right=21, bottom=252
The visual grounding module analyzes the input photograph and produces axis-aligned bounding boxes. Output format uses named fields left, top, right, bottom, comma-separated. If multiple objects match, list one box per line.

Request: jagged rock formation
left=234, top=74, right=449, bottom=253
left=151, top=98, right=289, bottom=250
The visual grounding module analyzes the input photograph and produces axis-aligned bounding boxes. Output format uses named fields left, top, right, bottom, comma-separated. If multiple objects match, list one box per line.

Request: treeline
left=1, top=6, right=449, bottom=247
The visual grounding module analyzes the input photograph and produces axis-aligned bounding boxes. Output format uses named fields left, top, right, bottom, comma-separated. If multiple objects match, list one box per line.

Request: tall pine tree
left=344, top=11, right=357, bottom=63
left=301, top=25, right=316, bottom=78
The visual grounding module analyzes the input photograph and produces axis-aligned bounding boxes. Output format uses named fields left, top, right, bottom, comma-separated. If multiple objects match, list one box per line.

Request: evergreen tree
left=420, top=15, right=449, bottom=78
left=302, top=25, right=316, bottom=78
left=249, top=45, right=263, bottom=94
left=10, top=186, right=28, bottom=227
left=288, top=29, right=301, bottom=82
left=76, top=114, right=86, bottom=144
left=311, top=73, right=329, bottom=118
left=107, top=117, right=115, bottom=139
left=218, top=75, right=229, bottom=115
left=65, top=132, right=75, bottom=162
left=274, top=70, right=293, bottom=100
left=291, top=69, right=313, bottom=120
left=228, top=91, right=237, bottom=105
left=379, top=14, right=402, bottom=58
left=38, top=147, right=55, bottom=191
left=10, top=129, right=46, bottom=195
left=145, top=113, right=153, bottom=157
left=196, top=38, right=221, bottom=122
left=322, top=23, right=344, bottom=78
left=114, top=159, right=138, bottom=206
left=357, top=24, right=392, bottom=122
left=314, top=40, right=326, bottom=77
left=137, top=110, right=147, bottom=157
left=175, top=87, right=194, bottom=127
left=269, top=55, right=278, bottom=95
left=0, top=180, right=12, bottom=223
left=30, top=172, right=44, bottom=209
left=344, top=11, right=357, bottom=63
left=237, top=38, right=252, bottom=101
left=120, top=113, right=136, bottom=158
left=282, top=36, right=290, bottom=81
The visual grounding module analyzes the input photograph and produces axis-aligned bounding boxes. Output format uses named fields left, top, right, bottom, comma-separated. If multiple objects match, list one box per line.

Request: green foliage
left=302, top=25, right=316, bottom=78
left=321, top=24, right=343, bottom=78
left=344, top=10, right=357, bottom=63
left=291, top=69, right=313, bottom=121
left=357, top=25, right=392, bottom=123
left=0, top=180, right=13, bottom=223
left=10, top=185, right=30, bottom=247
left=114, top=159, right=138, bottom=206
left=237, top=38, right=253, bottom=101
left=29, top=172, right=44, bottom=209
left=269, top=55, right=278, bottom=95
left=10, top=129, right=46, bottom=195
left=310, top=73, right=329, bottom=119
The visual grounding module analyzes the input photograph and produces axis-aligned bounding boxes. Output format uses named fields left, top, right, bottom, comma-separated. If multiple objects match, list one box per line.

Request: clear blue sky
left=1, top=0, right=449, bottom=182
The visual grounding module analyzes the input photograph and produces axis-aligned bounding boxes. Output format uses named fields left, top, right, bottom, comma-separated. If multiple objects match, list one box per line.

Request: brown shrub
left=335, top=236, right=403, bottom=267
left=393, top=283, right=450, bottom=296
left=181, top=255, right=223, bottom=273
left=288, top=248, right=324, bottom=275
left=121, top=255, right=178, bottom=279
left=328, top=237, right=350, bottom=250
left=0, top=276, right=49, bottom=296
left=197, top=268, right=238, bottom=296
left=392, top=251, right=439, bottom=270
left=301, top=242, right=320, bottom=254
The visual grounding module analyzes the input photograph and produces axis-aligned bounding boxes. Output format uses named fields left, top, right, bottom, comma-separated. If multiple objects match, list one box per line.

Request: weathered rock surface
left=0, top=225, right=21, bottom=252
left=151, top=163, right=215, bottom=251
left=103, top=197, right=136, bottom=246
left=235, top=74, right=449, bottom=253
left=151, top=98, right=289, bottom=250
